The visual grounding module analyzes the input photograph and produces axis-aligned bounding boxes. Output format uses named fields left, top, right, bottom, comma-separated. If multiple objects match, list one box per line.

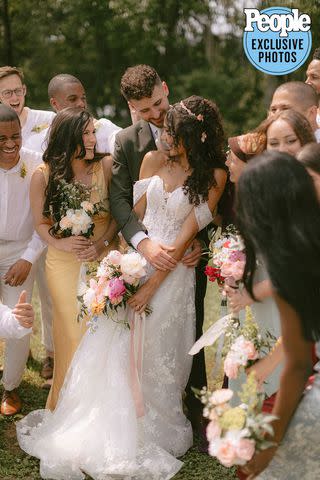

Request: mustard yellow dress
left=39, top=162, right=117, bottom=410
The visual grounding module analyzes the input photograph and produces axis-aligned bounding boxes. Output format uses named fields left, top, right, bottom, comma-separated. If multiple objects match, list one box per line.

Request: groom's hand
left=182, top=239, right=202, bottom=267
left=137, top=239, right=177, bottom=271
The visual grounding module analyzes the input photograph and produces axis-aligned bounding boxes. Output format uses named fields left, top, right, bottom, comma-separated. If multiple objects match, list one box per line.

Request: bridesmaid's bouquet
left=78, top=250, right=151, bottom=330
left=205, top=225, right=245, bottom=287
left=48, top=179, right=106, bottom=238
left=199, top=373, right=277, bottom=468
left=222, top=308, right=276, bottom=379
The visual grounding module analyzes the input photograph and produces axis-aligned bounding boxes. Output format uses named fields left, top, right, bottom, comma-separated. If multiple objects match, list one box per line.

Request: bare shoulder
left=31, top=166, right=47, bottom=188
left=140, top=150, right=167, bottom=179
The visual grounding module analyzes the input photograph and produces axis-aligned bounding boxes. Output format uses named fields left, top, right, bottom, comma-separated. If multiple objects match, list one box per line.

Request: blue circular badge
left=243, top=7, right=312, bottom=75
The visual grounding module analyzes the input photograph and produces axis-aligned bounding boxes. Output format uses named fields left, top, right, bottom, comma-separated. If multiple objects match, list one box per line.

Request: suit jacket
left=109, top=120, right=156, bottom=242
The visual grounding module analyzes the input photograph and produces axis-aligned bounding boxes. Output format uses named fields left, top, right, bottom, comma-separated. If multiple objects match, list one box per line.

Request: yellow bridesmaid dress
left=38, top=162, right=117, bottom=410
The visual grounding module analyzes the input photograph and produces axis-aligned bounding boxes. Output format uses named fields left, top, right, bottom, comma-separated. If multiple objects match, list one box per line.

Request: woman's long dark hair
left=165, top=95, right=226, bottom=205
left=43, top=107, right=102, bottom=217
left=236, top=151, right=320, bottom=341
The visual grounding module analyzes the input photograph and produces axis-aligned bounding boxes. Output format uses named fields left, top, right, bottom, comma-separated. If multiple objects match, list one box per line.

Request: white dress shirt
left=21, top=107, right=56, bottom=146
left=0, top=148, right=45, bottom=264
left=0, top=303, right=32, bottom=339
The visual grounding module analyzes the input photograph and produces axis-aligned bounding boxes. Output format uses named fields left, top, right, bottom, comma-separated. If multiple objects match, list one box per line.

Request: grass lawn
left=0, top=282, right=237, bottom=480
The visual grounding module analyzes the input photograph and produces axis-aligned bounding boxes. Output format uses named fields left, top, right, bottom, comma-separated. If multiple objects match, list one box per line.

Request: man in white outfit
left=0, top=66, right=55, bottom=382
left=24, top=73, right=122, bottom=154
left=0, top=104, right=45, bottom=415
left=0, top=291, right=33, bottom=339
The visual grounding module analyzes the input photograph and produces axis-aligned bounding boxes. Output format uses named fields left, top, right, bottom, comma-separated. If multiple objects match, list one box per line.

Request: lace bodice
left=134, top=175, right=213, bottom=244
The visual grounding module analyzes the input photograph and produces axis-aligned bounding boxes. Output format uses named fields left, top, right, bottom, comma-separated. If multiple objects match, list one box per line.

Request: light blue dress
left=258, top=341, right=320, bottom=479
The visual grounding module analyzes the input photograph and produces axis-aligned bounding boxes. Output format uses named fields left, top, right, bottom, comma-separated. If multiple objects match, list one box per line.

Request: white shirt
left=24, top=115, right=122, bottom=155
left=21, top=107, right=55, bottom=146
left=0, top=148, right=45, bottom=263
left=0, top=303, right=32, bottom=339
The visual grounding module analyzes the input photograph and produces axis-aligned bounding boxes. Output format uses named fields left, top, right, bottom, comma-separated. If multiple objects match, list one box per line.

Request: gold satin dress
left=39, top=162, right=117, bottom=410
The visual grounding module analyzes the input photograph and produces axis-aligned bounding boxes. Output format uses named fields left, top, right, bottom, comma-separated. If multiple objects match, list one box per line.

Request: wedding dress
left=16, top=175, right=213, bottom=480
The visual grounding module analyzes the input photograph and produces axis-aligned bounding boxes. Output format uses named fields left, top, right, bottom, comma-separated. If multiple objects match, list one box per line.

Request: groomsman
left=25, top=73, right=121, bottom=154
left=110, top=64, right=207, bottom=430
left=0, top=105, right=44, bottom=415
left=0, top=66, right=55, bottom=381
left=305, top=47, right=320, bottom=126
left=269, top=81, right=320, bottom=142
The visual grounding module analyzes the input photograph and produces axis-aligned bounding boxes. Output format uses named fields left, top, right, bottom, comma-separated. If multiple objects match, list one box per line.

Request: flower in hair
left=201, top=132, right=207, bottom=143
left=197, top=114, right=204, bottom=122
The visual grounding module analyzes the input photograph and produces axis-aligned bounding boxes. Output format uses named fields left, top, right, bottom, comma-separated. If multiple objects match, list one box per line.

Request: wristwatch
left=103, top=239, right=109, bottom=247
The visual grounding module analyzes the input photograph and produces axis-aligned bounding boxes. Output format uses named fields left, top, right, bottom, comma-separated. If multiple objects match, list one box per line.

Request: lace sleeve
left=194, top=202, right=215, bottom=231
left=133, top=177, right=153, bottom=206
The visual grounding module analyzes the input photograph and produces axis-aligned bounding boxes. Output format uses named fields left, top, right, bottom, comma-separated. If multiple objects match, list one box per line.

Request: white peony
left=69, top=209, right=92, bottom=235
left=120, top=252, right=147, bottom=279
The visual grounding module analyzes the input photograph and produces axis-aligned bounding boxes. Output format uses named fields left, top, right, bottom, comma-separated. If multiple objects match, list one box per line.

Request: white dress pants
left=0, top=239, right=35, bottom=391
left=34, top=249, right=54, bottom=353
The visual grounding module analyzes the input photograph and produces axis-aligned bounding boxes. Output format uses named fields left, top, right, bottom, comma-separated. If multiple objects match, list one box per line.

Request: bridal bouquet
left=78, top=250, right=151, bottom=330
left=48, top=179, right=106, bottom=238
left=205, top=225, right=246, bottom=287
left=199, top=373, right=277, bottom=468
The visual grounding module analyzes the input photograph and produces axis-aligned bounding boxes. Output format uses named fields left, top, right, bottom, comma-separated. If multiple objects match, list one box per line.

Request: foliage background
left=1, top=0, right=319, bottom=137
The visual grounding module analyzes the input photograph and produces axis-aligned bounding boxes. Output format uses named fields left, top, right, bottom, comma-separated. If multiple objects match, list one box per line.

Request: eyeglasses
left=0, top=86, right=26, bottom=99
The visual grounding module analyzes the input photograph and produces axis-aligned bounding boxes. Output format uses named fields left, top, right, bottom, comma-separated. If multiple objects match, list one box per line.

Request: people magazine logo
left=243, top=7, right=312, bottom=75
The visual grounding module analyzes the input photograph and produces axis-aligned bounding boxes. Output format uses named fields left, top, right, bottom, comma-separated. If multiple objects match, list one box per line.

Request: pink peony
left=106, top=250, right=122, bottom=266
left=214, top=439, right=238, bottom=467
left=206, top=420, right=222, bottom=441
left=220, top=260, right=245, bottom=282
left=108, top=278, right=126, bottom=304
left=235, top=438, right=255, bottom=462
left=234, top=336, right=258, bottom=361
left=224, top=355, right=240, bottom=379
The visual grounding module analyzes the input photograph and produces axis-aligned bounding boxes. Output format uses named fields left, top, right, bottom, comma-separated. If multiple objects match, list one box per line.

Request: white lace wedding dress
left=16, top=175, right=213, bottom=480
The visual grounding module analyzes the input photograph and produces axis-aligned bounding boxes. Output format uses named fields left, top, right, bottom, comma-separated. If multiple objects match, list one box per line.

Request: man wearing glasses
left=0, top=66, right=55, bottom=144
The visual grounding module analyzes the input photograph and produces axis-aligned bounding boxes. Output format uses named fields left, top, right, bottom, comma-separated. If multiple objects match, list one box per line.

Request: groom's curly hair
left=165, top=95, right=226, bottom=205
left=120, top=65, right=162, bottom=100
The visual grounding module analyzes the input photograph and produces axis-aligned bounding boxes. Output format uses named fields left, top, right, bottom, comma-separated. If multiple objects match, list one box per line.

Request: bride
left=16, top=96, right=227, bottom=480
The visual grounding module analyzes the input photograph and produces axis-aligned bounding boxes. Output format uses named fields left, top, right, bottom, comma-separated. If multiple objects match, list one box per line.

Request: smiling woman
left=29, top=106, right=119, bottom=411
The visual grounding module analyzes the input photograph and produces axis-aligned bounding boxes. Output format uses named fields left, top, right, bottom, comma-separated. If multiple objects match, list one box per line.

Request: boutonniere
left=20, top=162, right=27, bottom=178
left=31, top=123, right=49, bottom=133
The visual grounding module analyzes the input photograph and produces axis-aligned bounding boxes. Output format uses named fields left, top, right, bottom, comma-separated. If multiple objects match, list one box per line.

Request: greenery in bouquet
left=47, top=179, right=106, bottom=238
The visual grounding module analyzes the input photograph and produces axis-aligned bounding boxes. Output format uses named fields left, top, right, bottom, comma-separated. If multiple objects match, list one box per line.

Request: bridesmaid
left=30, top=107, right=118, bottom=410
left=237, top=151, right=320, bottom=479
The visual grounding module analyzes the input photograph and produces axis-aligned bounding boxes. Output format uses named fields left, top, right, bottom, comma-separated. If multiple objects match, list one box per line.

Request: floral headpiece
left=228, top=132, right=266, bottom=162
left=179, top=101, right=207, bottom=143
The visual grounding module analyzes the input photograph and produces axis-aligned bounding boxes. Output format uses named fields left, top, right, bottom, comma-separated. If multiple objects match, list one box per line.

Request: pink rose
left=215, top=439, right=237, bottom=467
left=235, top=438, right=255, bottom=462
left=224, top=355, right=240, bottom=379
left=220, top=260, right=245, bottom=282
left=206, top=420, right=222, bottom=441
left=108, top=278, right=126, bottom=304
left=209, top=388, right=233, bottom=405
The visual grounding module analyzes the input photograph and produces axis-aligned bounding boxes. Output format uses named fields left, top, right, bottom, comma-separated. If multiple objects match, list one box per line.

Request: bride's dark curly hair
left=165, top=95, right=226, bottom=205
left=236, top=151, right=320, bottom=341
left=43, top=107, right=103, bottom=217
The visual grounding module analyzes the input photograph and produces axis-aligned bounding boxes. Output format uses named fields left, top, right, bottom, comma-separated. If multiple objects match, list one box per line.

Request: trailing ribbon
left=129, top=308, right=145, bottom=417
left=189, top=312, right=232, bottom=356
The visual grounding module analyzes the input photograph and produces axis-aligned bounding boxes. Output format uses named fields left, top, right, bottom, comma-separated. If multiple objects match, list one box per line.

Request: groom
left=110, top=64, right=207, bottom=429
